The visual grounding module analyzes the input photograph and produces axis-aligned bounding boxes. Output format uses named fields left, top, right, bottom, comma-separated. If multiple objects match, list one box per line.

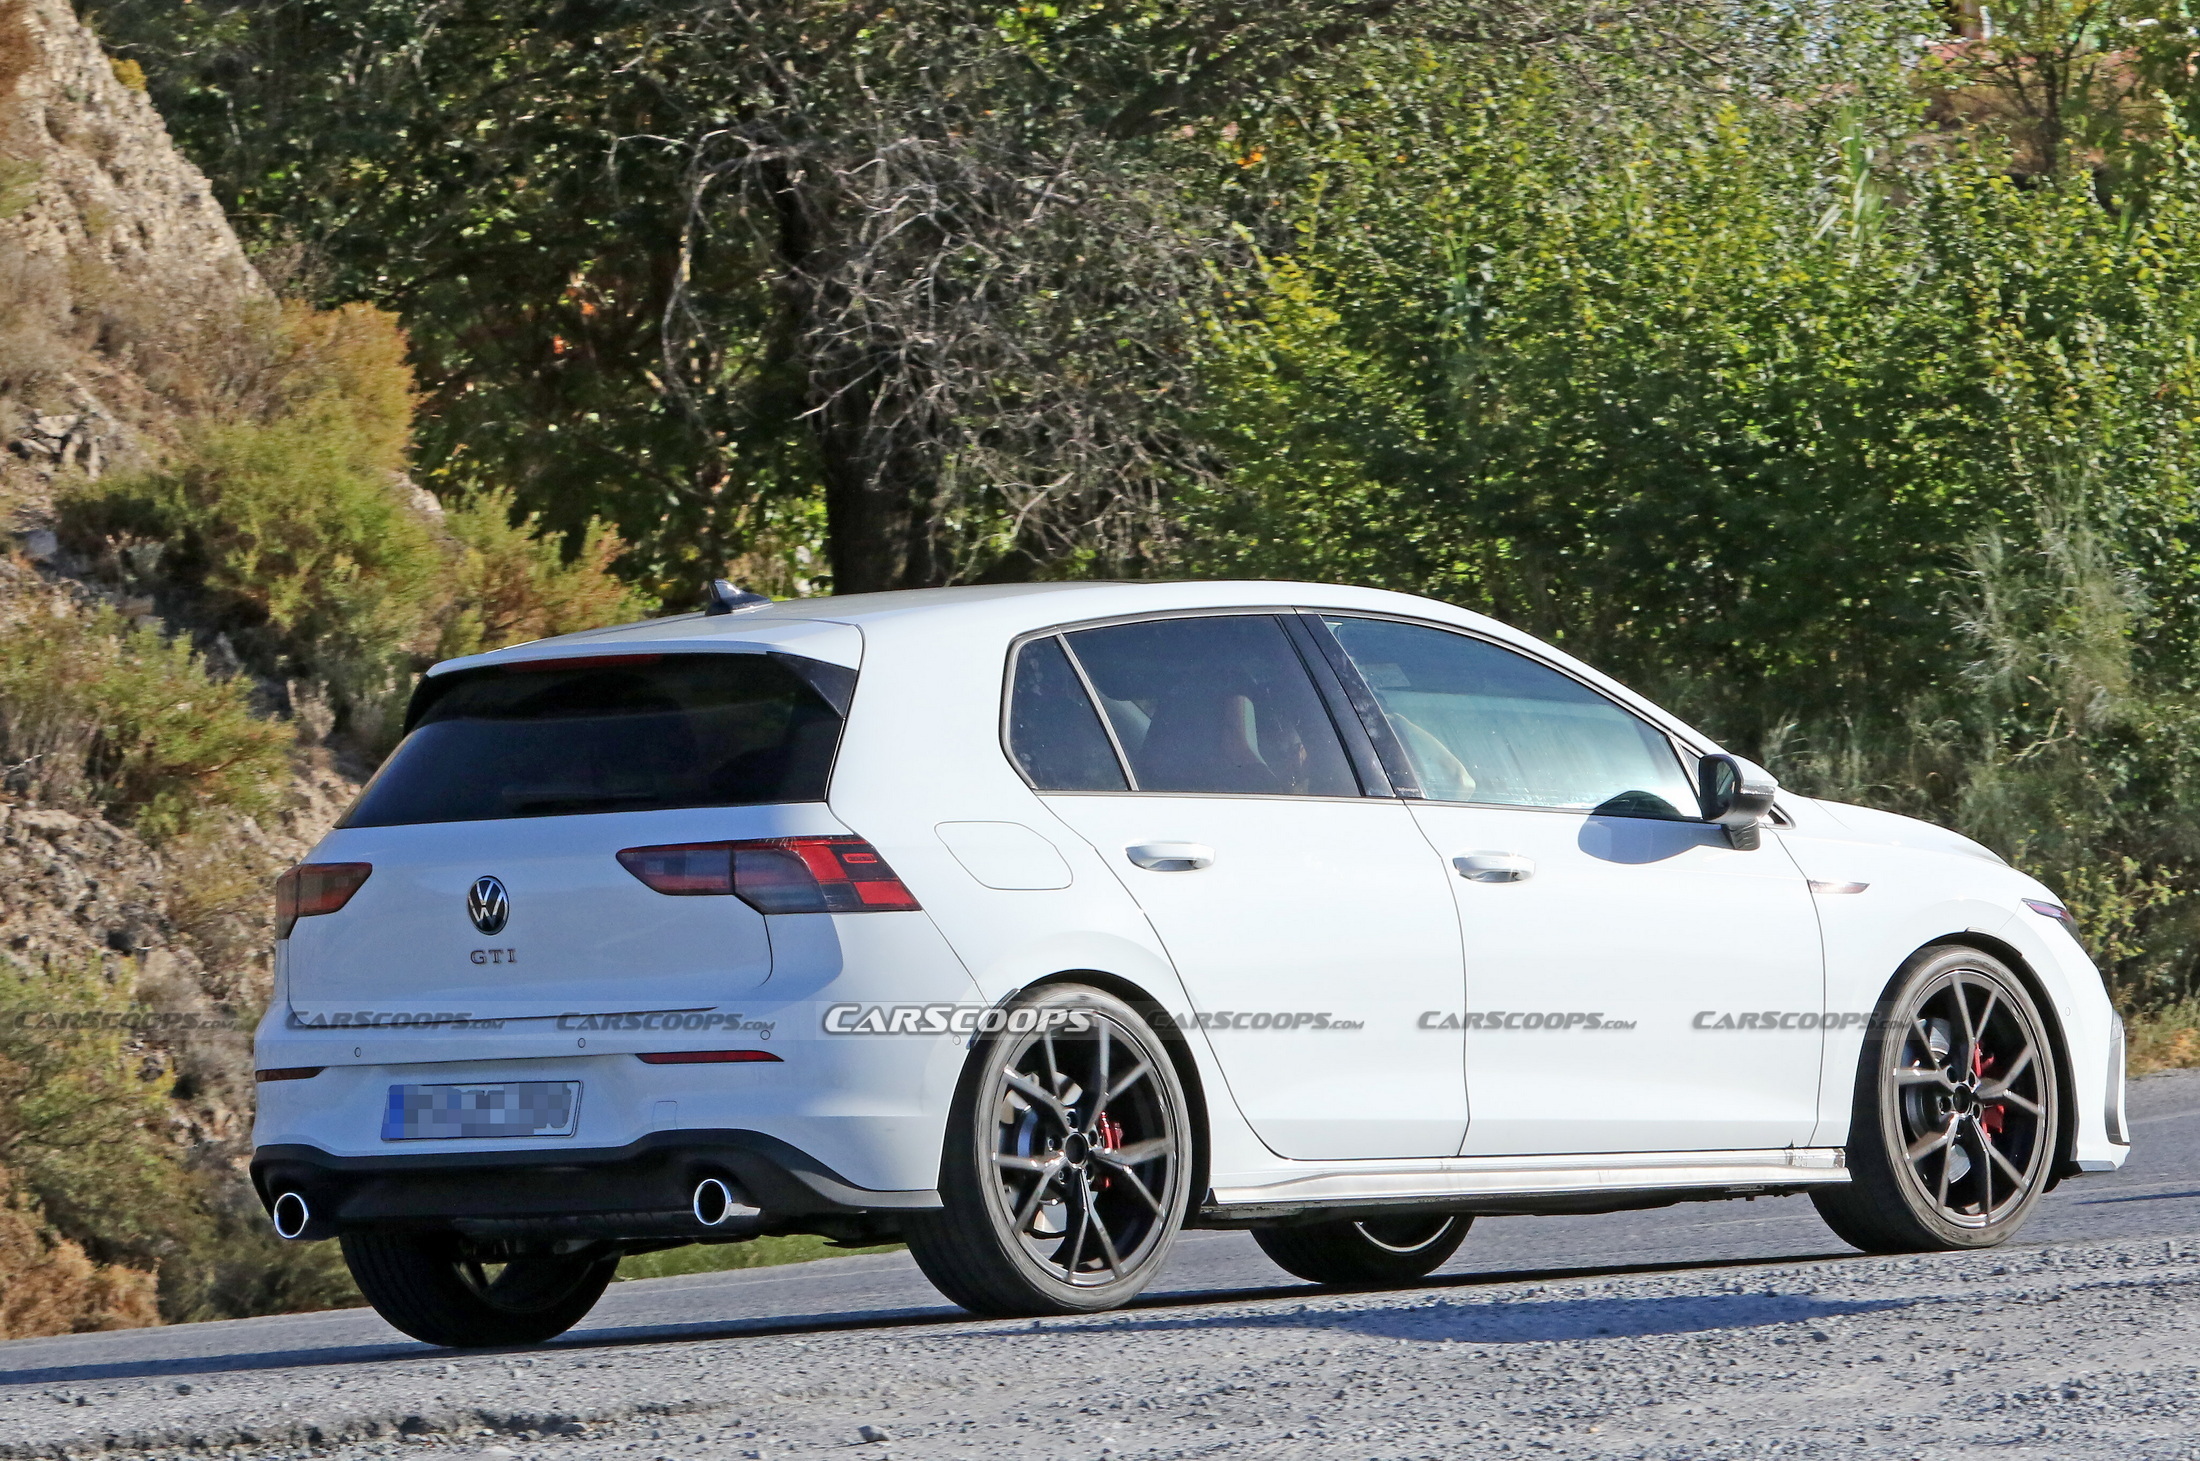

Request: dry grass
left=159, top=827, right=282, bottom=1006
left=2126, top=1000, right=2200, bottom=1076
left=0, top=1165, right=159, bottom=1338
left=615, top=1235, right=901, bottom=1281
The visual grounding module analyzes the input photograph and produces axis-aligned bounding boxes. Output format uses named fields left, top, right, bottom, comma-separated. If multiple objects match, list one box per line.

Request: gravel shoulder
left=7, top=1234, right=2200, bottom=1460
left=3, top=1068, right=2195, bottom=1460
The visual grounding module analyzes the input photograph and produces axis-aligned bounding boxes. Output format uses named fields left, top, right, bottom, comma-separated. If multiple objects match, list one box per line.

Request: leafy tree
left=1181, top=21, right=2200, bottom=999
left=85, top=0, right=1780, bottom=592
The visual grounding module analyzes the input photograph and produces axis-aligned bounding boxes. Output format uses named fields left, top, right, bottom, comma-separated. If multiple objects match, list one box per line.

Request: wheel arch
left=1912, top=932, right=2079, bottom=1190
left=1019, top=968, right=1214, bottom=1216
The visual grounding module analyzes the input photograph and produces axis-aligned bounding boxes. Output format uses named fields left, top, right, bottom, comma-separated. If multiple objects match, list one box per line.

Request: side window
left=1007, top=636, right=1128, bottom=791
left=1323, top=617, right=1699, bottom=819
left=1064, top=616, right=1359, bottom=797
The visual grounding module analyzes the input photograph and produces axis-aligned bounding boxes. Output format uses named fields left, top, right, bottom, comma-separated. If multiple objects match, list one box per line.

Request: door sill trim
left=1207, top=1146, right=1848, bottom=1210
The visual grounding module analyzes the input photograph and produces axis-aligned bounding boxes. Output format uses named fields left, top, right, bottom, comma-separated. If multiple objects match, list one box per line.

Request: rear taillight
left=275, top=863, right=373, bottom=939
left=617, top=836, right=921, bottom=913
left=635, top=1050, right=782, bottom=1064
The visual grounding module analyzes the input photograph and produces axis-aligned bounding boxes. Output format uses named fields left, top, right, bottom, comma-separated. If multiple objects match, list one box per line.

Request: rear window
left=340, top=653, right=848, bottom=828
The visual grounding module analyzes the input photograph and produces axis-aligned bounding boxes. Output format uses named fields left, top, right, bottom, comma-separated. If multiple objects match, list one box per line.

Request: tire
left=341, top=1231, right=618, bottom=1347
left=1813, top=945, right=2061, bottom=1254
left=904, top=983, right=1191, bottom=1317
left=1254, top=1213, right=1471, bottom=1286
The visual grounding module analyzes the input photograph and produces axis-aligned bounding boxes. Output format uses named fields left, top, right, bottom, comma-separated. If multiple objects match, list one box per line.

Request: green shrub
left=0, top=955, right=360, bottom=1328
left=61, top=303, right=650, bottom=747
left=0, top=588, right=291, bottom=839
left=440, top=488, right=654, bottom=659
left=0, top=957, right=184, bottom=1273
left=66, top=417, right=448, bottom=738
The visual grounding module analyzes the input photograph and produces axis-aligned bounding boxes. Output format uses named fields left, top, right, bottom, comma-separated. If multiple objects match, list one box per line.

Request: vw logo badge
left=466, top=876, right=510, bottom=936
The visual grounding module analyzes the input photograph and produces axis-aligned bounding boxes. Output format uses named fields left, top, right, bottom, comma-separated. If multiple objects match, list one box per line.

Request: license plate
left=382, top=1082, right=580, bottom=1141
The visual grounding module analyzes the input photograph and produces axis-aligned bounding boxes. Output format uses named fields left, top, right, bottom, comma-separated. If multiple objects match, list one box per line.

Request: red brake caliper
left=1094, top=1112, right=1123, bottom=1190
left=1973, top=1044, right=2006, bottom=1136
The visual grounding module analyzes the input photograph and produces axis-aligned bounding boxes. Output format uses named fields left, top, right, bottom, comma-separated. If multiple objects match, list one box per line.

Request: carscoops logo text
left=1417, top=1010, right=1636, bottom=1031
left=824, top=1004, right=1097, bottom=1035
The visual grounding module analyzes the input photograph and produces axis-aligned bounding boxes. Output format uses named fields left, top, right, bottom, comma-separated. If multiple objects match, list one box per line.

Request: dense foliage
left=73, top=1, right=2200, bottom=1001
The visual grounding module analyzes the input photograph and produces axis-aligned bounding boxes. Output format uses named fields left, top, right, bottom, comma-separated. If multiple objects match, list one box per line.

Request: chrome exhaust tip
left=271, top=1190, right=313, bottom=1241
left=692, top=1176, right=757, bottom=1228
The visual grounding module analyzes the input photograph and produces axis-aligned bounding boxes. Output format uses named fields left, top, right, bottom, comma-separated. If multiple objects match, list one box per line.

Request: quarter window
left=1063, top=616, right=1359, bottom=797
left=1323, top=617, right=1699, bottom=819
left=1007, top=637, right=1129, bottom=792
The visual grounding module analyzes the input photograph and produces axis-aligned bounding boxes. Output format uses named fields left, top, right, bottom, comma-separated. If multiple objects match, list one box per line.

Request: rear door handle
left=1126, top=842, right=1215, bottom=872
left=1453, top=852, right=1534, bottom=883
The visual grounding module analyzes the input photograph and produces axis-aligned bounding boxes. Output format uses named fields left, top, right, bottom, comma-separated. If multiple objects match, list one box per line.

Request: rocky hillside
left=0, top=0, right=645, bottom=1339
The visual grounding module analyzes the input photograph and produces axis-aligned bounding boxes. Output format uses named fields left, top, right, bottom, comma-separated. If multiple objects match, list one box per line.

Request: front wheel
left=341, top=1232, right=618, bottom=1347
left=1255, top=1213, right=1471, bottom=1285
left=904, top=984, right=1190, bottom=1317
left=1813, top=945, right=2060, bottom=1253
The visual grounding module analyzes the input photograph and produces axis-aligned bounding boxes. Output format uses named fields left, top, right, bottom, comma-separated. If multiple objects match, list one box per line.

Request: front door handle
left=1126, top=842, right=1215, bottom=872
left=1454, top=852, right=1534, bottom=883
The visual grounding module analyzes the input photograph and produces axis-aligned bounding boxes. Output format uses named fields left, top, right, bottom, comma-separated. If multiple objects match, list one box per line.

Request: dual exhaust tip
left=270, top=1179, right=760, bottom=1239
left=691, top=1176, right=761, bottom=1229
left=271, top=1190, right=315, bottom=1241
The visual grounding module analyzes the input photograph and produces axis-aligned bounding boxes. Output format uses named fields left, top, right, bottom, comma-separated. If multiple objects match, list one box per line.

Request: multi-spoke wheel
left=1813, top=945, right=2061, bottom=1253
left=1255, top=1213, right=1471, bottom=1285
left=340, top=1232, right=618, bottom=1346
left=904, top=984, right=1190, bottom=1316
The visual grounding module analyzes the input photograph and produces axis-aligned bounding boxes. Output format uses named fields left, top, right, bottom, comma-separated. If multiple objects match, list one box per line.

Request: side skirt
left=1193, top=1147, right=1848, bottom=1228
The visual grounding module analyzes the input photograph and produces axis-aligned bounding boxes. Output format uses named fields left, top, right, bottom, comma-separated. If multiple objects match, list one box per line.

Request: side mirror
left=1698, top=753, right=1779, bottom=850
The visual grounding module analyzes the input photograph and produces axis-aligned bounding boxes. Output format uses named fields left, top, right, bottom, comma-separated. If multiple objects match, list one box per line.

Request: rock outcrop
left=0, top=0, right=360, bottom=1335
left=0, top=0, right=265, bottom=487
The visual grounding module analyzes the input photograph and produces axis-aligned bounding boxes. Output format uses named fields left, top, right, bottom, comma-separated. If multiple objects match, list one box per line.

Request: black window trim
left=999, top=608, right=1388, bottom=802
left=999, top=603, right=1793, bottom=827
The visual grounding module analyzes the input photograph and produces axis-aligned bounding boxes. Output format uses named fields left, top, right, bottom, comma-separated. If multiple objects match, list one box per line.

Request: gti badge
left=467, top=876, right=510, bottom=936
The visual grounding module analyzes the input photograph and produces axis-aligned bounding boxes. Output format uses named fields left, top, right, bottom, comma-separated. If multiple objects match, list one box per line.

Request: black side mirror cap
left=1698, top=752, right=1779, bottom=850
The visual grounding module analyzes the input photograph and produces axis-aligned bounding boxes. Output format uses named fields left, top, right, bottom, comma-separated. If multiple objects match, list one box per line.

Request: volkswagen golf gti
left=251, top=581, right=2130, bottom=1345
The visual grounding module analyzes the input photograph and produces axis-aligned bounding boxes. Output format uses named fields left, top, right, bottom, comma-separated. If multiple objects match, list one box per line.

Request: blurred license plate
left=382, top=1081, right=580, bottom=1141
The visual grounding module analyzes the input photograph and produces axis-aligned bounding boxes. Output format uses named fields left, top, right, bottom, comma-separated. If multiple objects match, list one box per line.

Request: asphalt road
left=4, top=1068, right=2197, bottom=1458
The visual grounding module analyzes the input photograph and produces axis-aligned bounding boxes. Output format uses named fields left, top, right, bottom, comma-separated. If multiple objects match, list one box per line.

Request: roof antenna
left=703, top=579, right=771, bottom=616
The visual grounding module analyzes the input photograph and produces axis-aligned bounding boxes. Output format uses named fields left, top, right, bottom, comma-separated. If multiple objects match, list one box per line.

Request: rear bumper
left=251, top=1129, right=941, bottom=1243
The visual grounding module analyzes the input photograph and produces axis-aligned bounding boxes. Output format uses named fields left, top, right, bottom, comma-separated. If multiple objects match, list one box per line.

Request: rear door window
left=1062, top=616, right=1360, bottom=797
left=341, top=653, right=845, bottom=827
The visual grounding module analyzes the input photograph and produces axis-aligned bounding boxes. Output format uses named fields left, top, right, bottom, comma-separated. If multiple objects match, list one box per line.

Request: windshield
left=340, top=652, right=846, bottom=827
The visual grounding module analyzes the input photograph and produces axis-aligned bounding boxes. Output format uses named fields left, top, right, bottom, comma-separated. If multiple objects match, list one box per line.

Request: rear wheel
left=341, top=1232, right=617, bottom=1347
left=1255, top=1214, right=1471, bottom=1285
left=904, top=984, right=1190, bottom=1317
left=1813, top=946, right=2060, bottom=1253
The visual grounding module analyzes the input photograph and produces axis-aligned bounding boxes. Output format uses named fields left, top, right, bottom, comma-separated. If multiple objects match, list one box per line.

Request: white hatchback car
left=252, top=581, right=2129, bottom=1345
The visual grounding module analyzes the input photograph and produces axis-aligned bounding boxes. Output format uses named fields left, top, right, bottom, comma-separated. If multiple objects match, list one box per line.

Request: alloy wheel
left=1888, top=964, right=2054, bottom=1229
left=985, top=1010, right=1181, bottom=1289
